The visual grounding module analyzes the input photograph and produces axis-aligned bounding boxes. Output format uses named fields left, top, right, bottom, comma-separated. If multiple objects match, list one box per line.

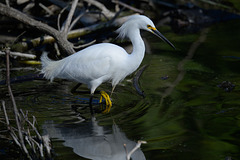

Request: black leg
left=71, top=83, right=101, bottom=94
left=89, top=95, right=94, bottom=115
left=71, top=83, right=98, bottom=115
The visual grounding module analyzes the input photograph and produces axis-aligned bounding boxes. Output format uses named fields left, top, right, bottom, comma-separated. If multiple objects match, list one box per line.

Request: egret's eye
left=147, top=25, right=156, bottom=31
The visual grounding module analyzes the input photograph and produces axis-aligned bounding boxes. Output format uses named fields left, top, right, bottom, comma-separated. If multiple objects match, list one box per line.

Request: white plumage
left=41, top=15, right=175, bottom=103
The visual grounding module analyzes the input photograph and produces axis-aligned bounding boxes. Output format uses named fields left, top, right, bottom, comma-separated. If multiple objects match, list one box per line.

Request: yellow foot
left=99, top=91, right=112, bottom=113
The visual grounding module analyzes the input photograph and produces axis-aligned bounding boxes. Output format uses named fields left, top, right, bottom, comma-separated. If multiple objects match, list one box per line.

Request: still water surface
left=1, top=20, right=240, bottom=160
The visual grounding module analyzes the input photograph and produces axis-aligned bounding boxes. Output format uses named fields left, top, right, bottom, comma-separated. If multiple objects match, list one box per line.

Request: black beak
left=152, top=29, right=176, bottom=50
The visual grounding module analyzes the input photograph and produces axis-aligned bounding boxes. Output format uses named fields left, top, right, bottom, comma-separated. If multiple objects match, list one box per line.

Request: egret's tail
left=41, top=52, right=62, bottom=82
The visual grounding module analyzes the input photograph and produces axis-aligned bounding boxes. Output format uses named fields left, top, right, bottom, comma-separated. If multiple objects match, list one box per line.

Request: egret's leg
left=89, top=94, right=94, bottom=115
left=110, top=85, right=116, bottom=97
left=90, top=82, right=112, bottom=113
left=99, top=91, right=112, bottom=113
left=100, top=85, right=116, bottom=113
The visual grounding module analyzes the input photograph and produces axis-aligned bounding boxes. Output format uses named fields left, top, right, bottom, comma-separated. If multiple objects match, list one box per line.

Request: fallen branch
left=11, top=14, right=134, bottom=52
left=0, top=3, right=75, bottom=54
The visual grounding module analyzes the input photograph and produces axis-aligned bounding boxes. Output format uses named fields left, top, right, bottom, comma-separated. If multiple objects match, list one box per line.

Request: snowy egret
left=41, top=15, right=175, bottom=112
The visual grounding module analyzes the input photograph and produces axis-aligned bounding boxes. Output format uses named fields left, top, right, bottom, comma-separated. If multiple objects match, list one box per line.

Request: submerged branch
left=83, top=0, right=115, bottom=18
left=133, top=64, right=148, bottom=98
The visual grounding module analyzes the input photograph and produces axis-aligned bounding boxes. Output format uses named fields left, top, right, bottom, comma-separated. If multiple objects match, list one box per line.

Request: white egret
left=41, top=15, right=175, bottom=112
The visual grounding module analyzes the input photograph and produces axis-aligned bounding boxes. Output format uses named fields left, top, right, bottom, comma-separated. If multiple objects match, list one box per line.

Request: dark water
left=1, top=20, right=240, bottom=160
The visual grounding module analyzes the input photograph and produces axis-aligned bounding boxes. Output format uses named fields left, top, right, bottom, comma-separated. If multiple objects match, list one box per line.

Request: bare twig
left=5, top=0, right=10, bottom=7
left=125, top=140, right=147, bottom=160
left=63, top=0, right=79, bottom=38
left=73, top=39, right=96, bottom=49
left=83, top=0, right=115, bottom=18
left=58, top=5, right=68, bottom=31
left=42, top=135, right=51, bottom=155
left=5, top=48, right=30, bottom=158
left=11, top=31, right=26, bottom=46
left=1, top=101, right=9, bottom=126
left=0, top=100, right=20, bottom=148
left=114, top=0, right=120, bottom=12
left=22, top=2, right=35, bottom=13
left=54, top=43, right=61, bottom=56
left=0, top=51, right=36, bottom=59
left=10, top=130, right=21, bottom=147
left=112, top=0, right=144, bottom=14
left=26, top=118, right=42, bottom=140
left=39, top=3, right=54, bottom=15
left=1, top=97, right=52, bottom=159
left=69, top=11, right=86, bottom=31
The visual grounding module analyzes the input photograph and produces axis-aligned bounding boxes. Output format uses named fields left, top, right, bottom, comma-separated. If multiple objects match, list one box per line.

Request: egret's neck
left=129, top=29, right=145, bottom=67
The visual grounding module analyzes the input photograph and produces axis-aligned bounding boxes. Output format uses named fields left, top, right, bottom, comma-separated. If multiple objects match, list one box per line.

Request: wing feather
left=58, top=56, right=111, bottom=83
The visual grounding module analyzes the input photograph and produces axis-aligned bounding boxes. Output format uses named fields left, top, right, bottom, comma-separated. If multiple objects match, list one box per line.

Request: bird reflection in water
left=42, top=117, right=146, bottom=160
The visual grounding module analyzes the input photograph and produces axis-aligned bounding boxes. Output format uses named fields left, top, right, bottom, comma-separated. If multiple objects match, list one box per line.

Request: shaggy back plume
left=116, top=15, right=139, bottom=39
left=116, top=15, right=150, bottom=40
left=40, top=52, right=62, bottom=82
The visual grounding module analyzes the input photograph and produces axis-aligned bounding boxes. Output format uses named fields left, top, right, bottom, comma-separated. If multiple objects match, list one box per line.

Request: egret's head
left=117, top=15, right=175, bottom=49
left=140, top=16, right=176, bottom=49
